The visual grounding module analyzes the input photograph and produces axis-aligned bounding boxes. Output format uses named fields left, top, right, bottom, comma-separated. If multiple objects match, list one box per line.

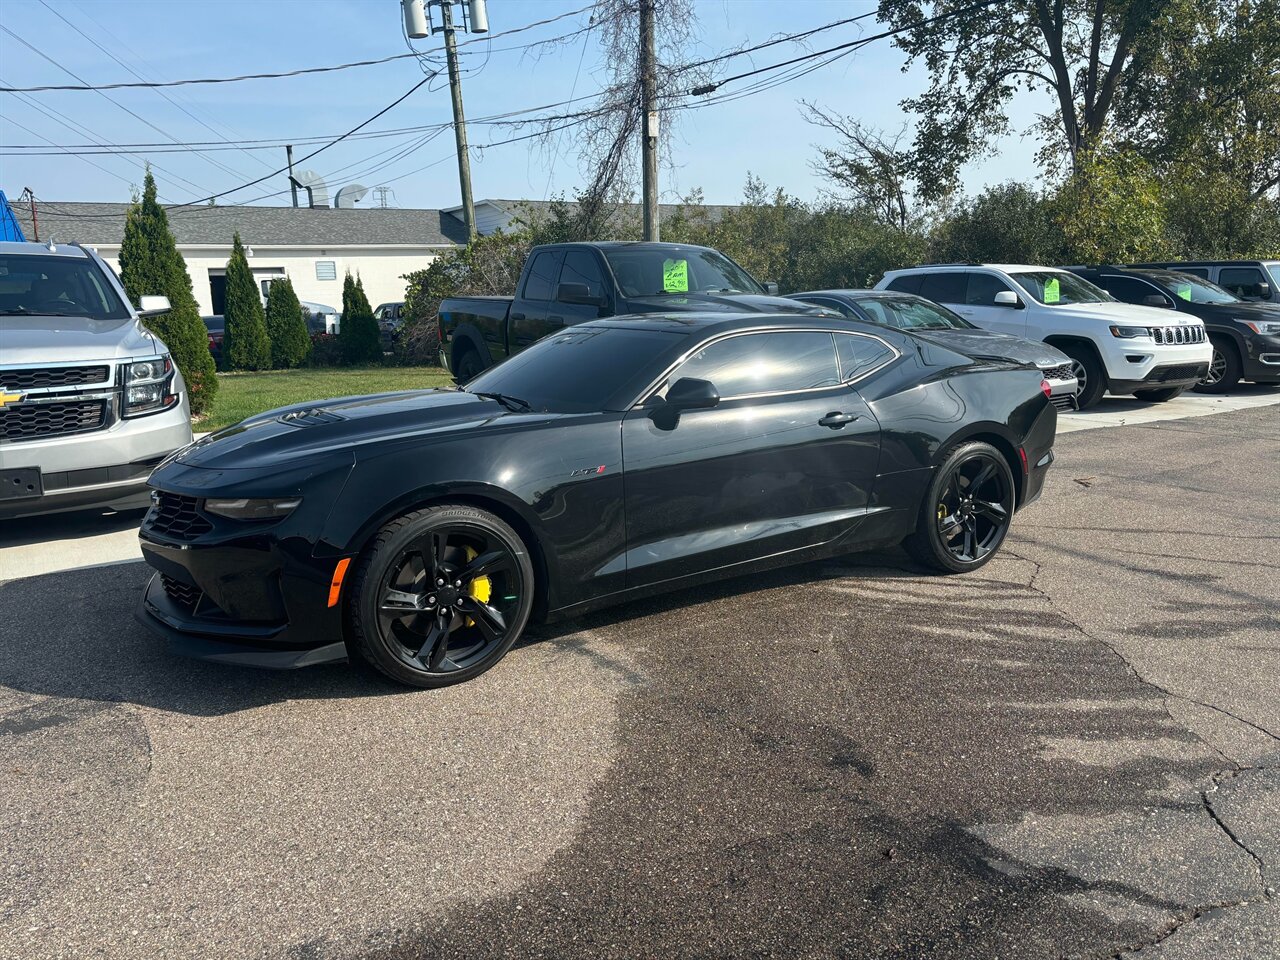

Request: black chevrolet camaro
left=137, top=313, right=1057, bottom=688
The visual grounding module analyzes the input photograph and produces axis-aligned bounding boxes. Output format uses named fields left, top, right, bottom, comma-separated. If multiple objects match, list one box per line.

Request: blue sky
left=0, top=0, right=1050, bottom=210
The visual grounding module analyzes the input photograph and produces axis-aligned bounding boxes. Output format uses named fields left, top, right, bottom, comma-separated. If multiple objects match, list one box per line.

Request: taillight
left=1040, top=379, right=1052, bottom=399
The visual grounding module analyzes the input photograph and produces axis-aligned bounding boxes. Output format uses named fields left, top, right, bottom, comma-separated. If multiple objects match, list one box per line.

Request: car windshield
left=1153, top=273, right=1240, bottom=305
left=0, top=253, right=130, bottom=321
left=465, top=325, right=687, bottom=413
left=859, top=296, right=973, bottom=330
left=603, top=246, right=765, bottom=298
left=1012, top=271, right=1110, bottom=306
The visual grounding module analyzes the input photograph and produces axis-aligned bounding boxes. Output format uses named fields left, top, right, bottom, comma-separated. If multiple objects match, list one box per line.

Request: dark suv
left=1130, top=260, right=1280, bottom=305
left=1067, top=266, right=1280, bottom=393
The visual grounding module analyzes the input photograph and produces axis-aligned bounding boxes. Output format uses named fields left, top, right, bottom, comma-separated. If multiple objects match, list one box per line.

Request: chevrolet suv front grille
left=0, top=365, right=110, bottom=391
left=0, top=399, right=107, bottom=441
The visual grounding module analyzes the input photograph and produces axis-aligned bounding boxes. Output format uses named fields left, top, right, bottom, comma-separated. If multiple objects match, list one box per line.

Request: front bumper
left=0, top=397, right=192, bottom=518
left=1242, top=332, right=1280, bottom=383
left=1107, top=360, right=1212, bottom=394
left=1099, top=339, right=1212, bottom=393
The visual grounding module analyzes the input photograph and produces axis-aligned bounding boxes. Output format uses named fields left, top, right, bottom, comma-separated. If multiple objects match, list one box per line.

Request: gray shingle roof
left=13, top=201, right=468, bottom=247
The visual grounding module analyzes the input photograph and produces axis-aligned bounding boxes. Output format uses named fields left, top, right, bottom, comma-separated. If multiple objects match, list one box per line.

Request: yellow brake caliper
left=463, top=546, right=492, bottom=626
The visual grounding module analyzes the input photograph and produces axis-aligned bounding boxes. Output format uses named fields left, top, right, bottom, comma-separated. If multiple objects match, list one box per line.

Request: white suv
left=876, top=264, right=1212, bottom=408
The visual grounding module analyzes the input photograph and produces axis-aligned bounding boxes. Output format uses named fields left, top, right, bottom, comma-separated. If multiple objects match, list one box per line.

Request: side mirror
left=137, top=295, right=171, bottom=317
left=763, top=282, right=780, bottom=295
left=1143, top=294, right=1172, bottom=308
left=557, top=282, right=605, bottom=307
left=993, top=290, right=1021, bottom=308
left=1258, top=282, right=1272, bottom=299
left=665, top=377, right=720, bottom=411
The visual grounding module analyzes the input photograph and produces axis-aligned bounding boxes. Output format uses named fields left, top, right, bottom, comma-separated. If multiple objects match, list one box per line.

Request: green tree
left=1053, top=147, right=1172, bottom=262
left=929, top=183, right=1066, bottom=264
left=223, top=232, right=271, bottom=371
left=263, top=275, right=310, bottom=368
left=339, top=272, right=381, bottom=365
left=117, top=170, right=217, bottom=413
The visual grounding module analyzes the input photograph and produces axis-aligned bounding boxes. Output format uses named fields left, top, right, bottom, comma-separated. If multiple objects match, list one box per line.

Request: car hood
left=1042, top=301, right=1202, bottom=325
left=0, top=314, right=160, bottom=363
left=908, top=328, right=1069, bottom=367
left=1189, top=300, right=1280, bottom=321
left=172, top=389, right=549, bottom=472
left=624, top=292, right=828, bottom=315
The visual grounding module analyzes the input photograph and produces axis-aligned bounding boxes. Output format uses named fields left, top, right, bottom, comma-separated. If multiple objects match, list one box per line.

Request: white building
left=14, top=202, right=468, bottom=315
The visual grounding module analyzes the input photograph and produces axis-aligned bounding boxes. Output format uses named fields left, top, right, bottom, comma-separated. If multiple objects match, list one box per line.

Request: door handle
left=547, top=316, right=565, bottom=326
left=510, top=312, right=526, bottom=322
left=819, top=411, right=859, bottom=428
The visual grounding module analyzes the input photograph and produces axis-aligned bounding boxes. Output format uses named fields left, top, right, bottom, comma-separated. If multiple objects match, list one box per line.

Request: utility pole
left=20, top=187, right=38, bottom=242
left=403, top=0, right=485, bottom=242
left=639, top=0, right=658, bottom=241
left=440, top=1, right=476, bottom=241
left=286, top=145, right=298, bottom=208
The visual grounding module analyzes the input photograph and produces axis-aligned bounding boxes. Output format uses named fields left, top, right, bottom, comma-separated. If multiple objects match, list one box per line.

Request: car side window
left=1218, top=267, right=1267, bottom=299
left=1101, top=275, right=1164, bottom=305
left=558, top=250, right=607, bottom=302
left=1179, top=267, right=1210, bottom=279
left=854, top=300, right=895, bottom=326
left=522, top=251, right=564, bottom=301
left=668, top=331, right=841, bottom=399
left=834, top=334, right=895, bottom=381
left=800, top=296, right=857, bottom=318
left=919, top=272, right=966, bottom=304
left=965, top=272, right=1013, bottom=305
left=885, top=274, right=923, bottom=295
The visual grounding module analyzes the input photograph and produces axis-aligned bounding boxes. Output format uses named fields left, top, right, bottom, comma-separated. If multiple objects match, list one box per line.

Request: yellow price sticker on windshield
left=1044, top=277, right=1060, bottom=303
left=1175, top=283, right=1192, bottom=301
left=663, top=258, right=689, bottom=293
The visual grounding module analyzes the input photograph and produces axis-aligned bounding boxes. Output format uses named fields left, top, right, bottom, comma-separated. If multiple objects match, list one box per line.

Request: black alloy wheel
left=349, top=504, right=534, bottom=688
left=1192, top=338, right=1241, bottom=394
left=905, top=441, right=1015, bottom=573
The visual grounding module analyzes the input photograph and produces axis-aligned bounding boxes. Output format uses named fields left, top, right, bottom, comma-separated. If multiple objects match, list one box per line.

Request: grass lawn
left=198, top=366, right=454, bottom=433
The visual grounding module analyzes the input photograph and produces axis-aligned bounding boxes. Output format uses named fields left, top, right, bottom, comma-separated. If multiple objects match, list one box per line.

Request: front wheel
left=1059, top=344, right=1107, bottom=409
left=453, top=346, right=484, bottom=383
left=904, top=441, right=1016, bottom=574
left=348, top=504, right=535, bottom=688
left=1132, top=386, right=1185, bottom=402
left=1193, top=338, right=1241, bottom=394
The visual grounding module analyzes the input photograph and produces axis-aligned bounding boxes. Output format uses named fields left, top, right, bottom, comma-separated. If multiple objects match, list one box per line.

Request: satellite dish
left=335, top=184, right=370, bottom=209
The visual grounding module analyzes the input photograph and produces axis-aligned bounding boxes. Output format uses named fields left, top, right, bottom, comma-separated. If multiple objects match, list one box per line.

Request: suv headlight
left=1240, top=318, right=1280, bottom=335
left=203, top=497, right=302, bottom=521
left=124, top=354, right=179, bottom=417
left=1109, top=325, right=1150, bottom=339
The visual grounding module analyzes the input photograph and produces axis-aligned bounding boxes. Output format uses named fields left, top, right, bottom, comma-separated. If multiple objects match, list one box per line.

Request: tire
left=904, top=441, right=1016, bottom=574
left=453, top=346, right=484, bottom=382
left=1192, top=337, right=1241, bottom=394
left=348, top=504, right=535, bottom=689
left=1058, top=343, right=1107, bottom=409
left=1132, top=386, right=1185, bottom=402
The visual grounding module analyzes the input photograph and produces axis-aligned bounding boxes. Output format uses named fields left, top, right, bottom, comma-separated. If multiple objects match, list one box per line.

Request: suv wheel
left=1193, top=337, right=1241, bottom=394
left=1059, top=345, right=1106, bottom=409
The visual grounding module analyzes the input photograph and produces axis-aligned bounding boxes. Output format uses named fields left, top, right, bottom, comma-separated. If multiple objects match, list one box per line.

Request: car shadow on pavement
left=0, top=506, right=148, bottom=551
left=0, top=545, right=928, bottom=718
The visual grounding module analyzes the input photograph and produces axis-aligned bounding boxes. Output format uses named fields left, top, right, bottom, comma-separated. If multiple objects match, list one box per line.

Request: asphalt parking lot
left=2, top=395, right=1278, bottom=959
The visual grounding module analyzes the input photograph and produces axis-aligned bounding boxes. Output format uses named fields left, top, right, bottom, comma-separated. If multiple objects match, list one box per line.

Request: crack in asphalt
left=1003, top=546, right=1276, bottom=957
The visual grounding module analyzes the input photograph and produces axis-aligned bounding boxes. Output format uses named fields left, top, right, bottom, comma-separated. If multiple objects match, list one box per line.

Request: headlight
left=1109, top=325, right=1150, bottom=339
left=203, top=497, right=303, bottom=521
left=1240, top=318, right=1280, bottom=335
left=124, top=354, right=178, bottom=417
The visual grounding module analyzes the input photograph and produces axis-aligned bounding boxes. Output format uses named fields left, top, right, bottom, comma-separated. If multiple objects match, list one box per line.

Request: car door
left=1217, top=266, right=1270, bottom=302
left=958, top=271, right=1027, bottom=336
left=1097, top=274, right=1174, bottom=310
left=509, top=249, right=563, bottom=350
left=553, top=248, right=612, bottom=327
left=620, top=328, right=885, bottom=588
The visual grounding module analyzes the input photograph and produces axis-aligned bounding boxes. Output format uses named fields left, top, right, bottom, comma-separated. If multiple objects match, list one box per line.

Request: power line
left=675, top=9, right=880, bottom=74
left=0, top=3, right=603, bottom=93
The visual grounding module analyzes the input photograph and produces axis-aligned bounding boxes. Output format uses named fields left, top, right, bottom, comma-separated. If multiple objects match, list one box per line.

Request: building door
left=209, top=273, right=226, bottom=314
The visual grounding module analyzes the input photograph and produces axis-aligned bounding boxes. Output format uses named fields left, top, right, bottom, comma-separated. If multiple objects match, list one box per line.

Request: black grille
left=145, top=491, right=213, bottom=541
left=1151, top=326, right=1205, bottom=345
left=1050, top=394, right=1078, bottom=411
left=0, top=400, right=106, bottom=441
left=1041, top=363, right=1074, bottom=381
left=0, top=365, right=110, bottom=390
left=1147, top=363, right=1208, bottom=383
left=160, top=574, right=201, bottom=612
left=280, top=408, right=344, bottom=426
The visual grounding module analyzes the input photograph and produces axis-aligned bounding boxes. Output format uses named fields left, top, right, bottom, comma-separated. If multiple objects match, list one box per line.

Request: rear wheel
left=1132, top=386, right=1185, bottom=402
left=1059, top=344, right=1107, bottom=409
left=453, top=346, right=483, bottom=382
left=348, top=504, right=535, bottom=688
left=905, top=441, right=1015, bottom=574
left=1193, top=338, right=1241, bottom=394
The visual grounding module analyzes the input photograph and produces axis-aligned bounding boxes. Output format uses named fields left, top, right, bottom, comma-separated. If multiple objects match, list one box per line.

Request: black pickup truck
left=437, top=241, right=827, bottom=379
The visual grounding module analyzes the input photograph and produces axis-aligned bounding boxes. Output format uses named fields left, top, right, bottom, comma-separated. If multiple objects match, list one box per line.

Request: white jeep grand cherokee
left=0, top=242, right=193, bottom=519
left=876, top=264, right=1212, bottom=408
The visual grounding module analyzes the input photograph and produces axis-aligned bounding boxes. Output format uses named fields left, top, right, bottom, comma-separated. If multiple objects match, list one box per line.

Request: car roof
left=1132, top=259, right=1275, bottom=267
left=793, top=289, right=920, bottom=301
left=888, top=263, right=1062, bottom=274
left=535, top=240, right=719, bottom=252
left=585, top=310, right=892, bottom=339
left=0, top=241, right=90, bottom=258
